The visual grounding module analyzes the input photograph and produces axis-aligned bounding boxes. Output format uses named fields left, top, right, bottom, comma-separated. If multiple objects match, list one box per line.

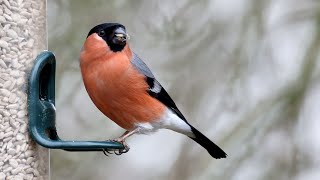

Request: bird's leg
left=110, top=128, right=139, bottom=155
left=113, top=128, right=138, bottom=142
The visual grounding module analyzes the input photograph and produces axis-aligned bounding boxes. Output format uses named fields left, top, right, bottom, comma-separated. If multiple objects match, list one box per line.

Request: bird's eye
left=98, top=30, right=105, bottom=37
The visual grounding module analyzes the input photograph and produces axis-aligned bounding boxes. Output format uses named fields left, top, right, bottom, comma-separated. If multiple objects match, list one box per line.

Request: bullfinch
left=80, top=23, right=227, bottom=159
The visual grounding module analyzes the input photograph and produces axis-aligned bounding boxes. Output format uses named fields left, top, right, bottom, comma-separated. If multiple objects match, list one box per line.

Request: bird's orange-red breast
left=81, top=33, right=165, bottom=130
left=80, top=23, right=227, bottom=159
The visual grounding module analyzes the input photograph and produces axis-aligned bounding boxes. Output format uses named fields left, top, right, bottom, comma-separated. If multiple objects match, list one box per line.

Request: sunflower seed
left=9, top=159, right=18, bottom=168
left=7, top=148, right=16, bottom=155
left=0, top=40, right=9, bottom=48
left=7, top=29, right=18, bottom=39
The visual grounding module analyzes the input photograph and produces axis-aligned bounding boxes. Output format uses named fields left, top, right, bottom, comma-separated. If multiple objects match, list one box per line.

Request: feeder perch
left=28, top=51, right=124, bottom=151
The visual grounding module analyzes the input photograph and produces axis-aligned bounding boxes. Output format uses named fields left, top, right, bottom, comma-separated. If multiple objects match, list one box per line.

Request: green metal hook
left=28, top=51, right=124, bottom=151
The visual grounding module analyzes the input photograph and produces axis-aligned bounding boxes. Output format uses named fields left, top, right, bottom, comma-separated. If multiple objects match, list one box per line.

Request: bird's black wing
left=131, top=53, right=228, bottom=159
left=131, top=53, right=187, bottom=122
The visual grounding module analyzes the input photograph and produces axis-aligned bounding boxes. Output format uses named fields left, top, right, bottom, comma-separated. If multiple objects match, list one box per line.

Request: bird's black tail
left=189, top=125, right=227, bottom=159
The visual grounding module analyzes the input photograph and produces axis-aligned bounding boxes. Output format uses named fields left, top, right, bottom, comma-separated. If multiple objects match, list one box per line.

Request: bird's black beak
left=114, top=27, right=130, bottom=42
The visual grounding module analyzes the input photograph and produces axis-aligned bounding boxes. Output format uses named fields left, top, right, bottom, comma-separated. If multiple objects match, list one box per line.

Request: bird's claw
left=112, top=139, right=130, bottom=155
left=101, top=139, right=130, bottom=156
left=114, top=147, right=129, bottom=155
left=102, top=149, right=114, bottom=156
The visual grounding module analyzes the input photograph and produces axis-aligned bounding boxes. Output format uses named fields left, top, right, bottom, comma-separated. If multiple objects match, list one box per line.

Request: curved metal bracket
left=28, top=51, right=124, bottom=151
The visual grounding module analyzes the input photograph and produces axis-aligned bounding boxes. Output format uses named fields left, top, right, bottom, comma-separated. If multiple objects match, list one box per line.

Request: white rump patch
left=136, top=108, right=194, bottom=138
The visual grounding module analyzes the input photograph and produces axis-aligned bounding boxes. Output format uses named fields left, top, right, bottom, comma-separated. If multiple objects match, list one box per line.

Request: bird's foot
left=102, top=139, right=130, bottom=156
left=111, top=139, right=130, bottom=155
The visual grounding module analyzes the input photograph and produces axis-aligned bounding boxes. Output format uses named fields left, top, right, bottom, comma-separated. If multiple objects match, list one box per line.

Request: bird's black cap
left=87, top=23, right=125, bottom=38
left=87, top=23, right=127, bottom=52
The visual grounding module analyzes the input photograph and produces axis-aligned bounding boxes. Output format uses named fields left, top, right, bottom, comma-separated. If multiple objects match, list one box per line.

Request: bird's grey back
left=131, top=53, right=155, bottom=78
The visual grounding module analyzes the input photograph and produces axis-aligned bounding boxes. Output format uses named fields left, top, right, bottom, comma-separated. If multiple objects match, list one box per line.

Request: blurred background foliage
left=48, top=0, right=320, bottom=179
